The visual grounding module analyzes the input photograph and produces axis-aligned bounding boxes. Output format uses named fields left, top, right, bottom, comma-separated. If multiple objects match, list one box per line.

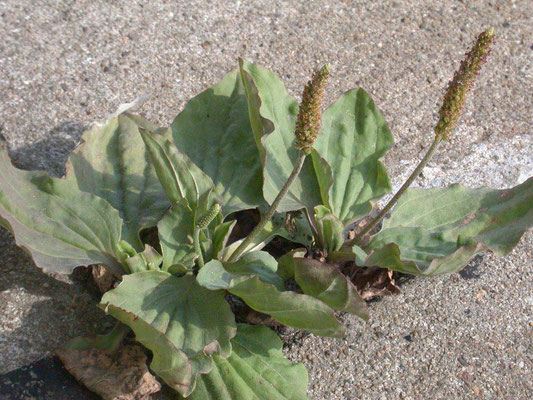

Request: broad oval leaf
left=311, top=88, right=393, bottom=224
left=368, top=178, right=533, bottom=275
left=100, top=271, right=237, bottom=397
left=187, top=324, right=309, bottom=400
left=239, top=59, right=322, bottom=212
left=65, top=113, right=169, bottom=249
left=0, top=148, right=124, bottom=275
left=171, top=69, right=265, bottom=215
left=293, top=258, right=369, bottom=320
left=197, top=260, right=345, bottom=338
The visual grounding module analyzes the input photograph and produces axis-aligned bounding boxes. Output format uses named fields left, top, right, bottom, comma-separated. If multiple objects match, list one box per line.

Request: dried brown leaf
left=56, top=344, right=161, bottom=400
left=351, top=266, right=401, bottom=300
left=92, top=264, right=115, bottom=293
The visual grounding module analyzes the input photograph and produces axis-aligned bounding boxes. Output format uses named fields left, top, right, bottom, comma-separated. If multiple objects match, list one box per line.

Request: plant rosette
left=1, top=28, right=531, bottom=399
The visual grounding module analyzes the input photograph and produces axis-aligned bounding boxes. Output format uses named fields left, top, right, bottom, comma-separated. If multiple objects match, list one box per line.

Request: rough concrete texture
left=0, top=0, right=531, bottom=399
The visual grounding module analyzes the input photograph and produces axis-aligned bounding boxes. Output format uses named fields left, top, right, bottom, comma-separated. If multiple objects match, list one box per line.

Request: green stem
left=228, top=151, right=308, bottom=262
left=193, top=228, right=205, bottom=269
left=349, top=138, right=441, bottom=245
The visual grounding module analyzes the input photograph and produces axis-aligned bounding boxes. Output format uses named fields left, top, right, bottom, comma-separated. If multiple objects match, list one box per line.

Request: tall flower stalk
left=351, top=28, right=495, bottom=243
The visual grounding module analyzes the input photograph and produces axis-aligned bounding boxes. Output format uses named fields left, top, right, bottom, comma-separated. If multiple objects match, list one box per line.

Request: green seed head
left=196, top=203, right=220, bottom=229
left=294, top=64, right=330, bottom=154
left=435, top=28, right=495, bottom=141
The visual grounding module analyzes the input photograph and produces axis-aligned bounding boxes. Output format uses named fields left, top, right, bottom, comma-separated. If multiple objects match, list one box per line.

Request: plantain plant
left=1, top=28, right=531, bottom=399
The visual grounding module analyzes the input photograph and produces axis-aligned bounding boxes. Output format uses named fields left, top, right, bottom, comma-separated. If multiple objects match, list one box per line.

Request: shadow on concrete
left=4, top=121, right=86, bottom=177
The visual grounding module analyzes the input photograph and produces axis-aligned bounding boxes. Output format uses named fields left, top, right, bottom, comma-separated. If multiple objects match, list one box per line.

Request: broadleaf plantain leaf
left=311, top=88, right=393, bottom=224
left=239, top=59, right=322, bottom=212
left=219, top=218, right=287, bottom=260
left=367, top=178, right=533, bottom=275
left=293, top=258, right=369, bottom=320
left=314, top=205, right=345, bottom=253
left=100, top=271, right=236, bottom=397
left=277, top=248, right=307, bottom=280
left=157, top=200, right=197, bottom=272
left=140, top=129, right=215, bottom=216
left=209, top=219, right=237, bottom=261
left=197, top=260, right=345, bottom=338
left=0, top=148, right=124, bottom=275
left=224, top=251, right=285, bottom=290
left=170, top=69, right=265, bottom=215
left=187, top=324, right=309, bottom=400
left=65, top=114, right=169, bottom=249
left=122, top=244, right=162, bottom=273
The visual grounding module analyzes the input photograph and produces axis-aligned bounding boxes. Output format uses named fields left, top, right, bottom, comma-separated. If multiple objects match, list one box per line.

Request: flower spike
left=294, top=64, right=330, bottom=154
left=435, top=28, right=495, bottom=141
left=196, top=203, right=220, bottom=229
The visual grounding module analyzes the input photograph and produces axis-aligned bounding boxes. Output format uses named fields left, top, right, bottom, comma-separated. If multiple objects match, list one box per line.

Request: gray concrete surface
left=0, top=0, right=532, bottom=399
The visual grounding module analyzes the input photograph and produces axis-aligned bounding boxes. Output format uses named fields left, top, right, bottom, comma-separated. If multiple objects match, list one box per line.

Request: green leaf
left=0, top=148, right=124, bottom=275
left=197, top=260, right=344, bottom=338
left=219, top=219, right=285, bottom=260
left=293, top=258, right=368, bottom=320
left=209, top=220, right=237, bottom=260
left=239, top=59, right=322, bottom=212
left=368, top=178, right=533, bottom=275
left=157, top=200, right=197, bottom=272
left=311, top=89, right=393, bottom=224
left=122, top=244, right=162, bottom=273
left=187, top=324, right=309, bottom=400
left=277, top=248, right=307, bottom=280
left=272, top=210, right=315, bottom=248
left=65, top=114, right=169, bottom=249
left=314, top=205, right=344, bottom=253
left=171, top=69, right=265, bottom=215
left=224, top=251, right=285, bottom=290
left=365, top=241, right=479, bottom=276
left=140, top=129, right=215, bottom=216
left=100, top=271, right=236, bottom=397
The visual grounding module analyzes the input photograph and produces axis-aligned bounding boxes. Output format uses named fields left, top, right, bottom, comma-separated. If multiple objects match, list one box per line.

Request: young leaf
left=0, top=148, right=124, bottom=276
left=293, top=258, right=369, bottom=321
left=100, top=271, right=237, bottom=397
left=367, top=178, right=533, bottom=275
left=140, top=129, right=215, bottom=216
left=171, top=69, right=265, bottom=215
left=65, top=113, right=169, bottom=250
left=311, top=89, right=393, bottom=224
left=197, top=260, right=345, bottom=338
left=219, top=219, right=286, bottom=260
left=314, top=205, right=345, bottom=253
left=187, top=324, right=309, bottom=400
left=239, top=59, right=323, bottom=212
left=157, top=200, right=197, bottom=272
left=209, top=219, right=237, bottom=260
left=122, top=244, right=162, bottom=273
